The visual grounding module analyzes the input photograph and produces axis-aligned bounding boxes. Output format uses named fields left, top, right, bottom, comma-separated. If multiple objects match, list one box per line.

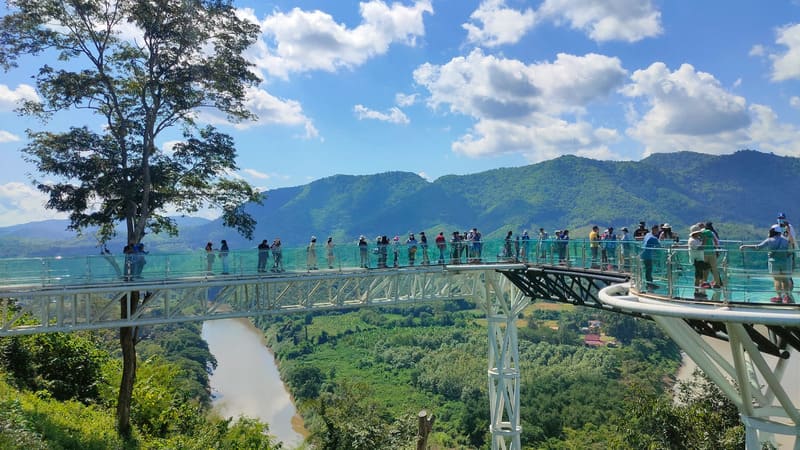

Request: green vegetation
left=0, top=323, right=281, bottom=449
left=257, top=302, right=744, bottom=449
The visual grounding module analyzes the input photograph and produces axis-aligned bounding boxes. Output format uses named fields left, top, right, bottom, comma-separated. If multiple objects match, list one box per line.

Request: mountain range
left=0, top=150, right=795, bottom=257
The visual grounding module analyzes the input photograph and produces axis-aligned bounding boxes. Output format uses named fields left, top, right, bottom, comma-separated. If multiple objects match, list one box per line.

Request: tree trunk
left=116, top=290, right=139, bottom=438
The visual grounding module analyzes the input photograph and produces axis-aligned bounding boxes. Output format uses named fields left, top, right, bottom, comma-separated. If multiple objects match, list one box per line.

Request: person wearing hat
left=740, top=225, right=794, bottom=303
left=306, top=236, right=318, bottom=270
left=688, top=225, right=710, bottom=298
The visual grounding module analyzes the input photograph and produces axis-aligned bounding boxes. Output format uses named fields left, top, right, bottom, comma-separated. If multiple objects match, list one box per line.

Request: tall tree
left=0, top=0, right=262, bottom=437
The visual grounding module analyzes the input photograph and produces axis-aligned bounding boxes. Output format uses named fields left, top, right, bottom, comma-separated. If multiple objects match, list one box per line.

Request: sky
left=1, top=0, right=800, bottom=226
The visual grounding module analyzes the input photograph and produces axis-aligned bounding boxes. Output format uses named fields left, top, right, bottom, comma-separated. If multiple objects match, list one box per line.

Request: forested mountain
left=1, top=150, right=796, bottom=256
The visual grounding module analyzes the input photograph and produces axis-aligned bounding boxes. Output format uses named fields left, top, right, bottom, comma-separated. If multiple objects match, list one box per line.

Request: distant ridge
left=1, top=150, right=795, bottom=256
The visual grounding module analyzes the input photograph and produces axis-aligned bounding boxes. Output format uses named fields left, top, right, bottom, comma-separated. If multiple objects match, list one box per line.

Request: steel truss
left=600, top=283, right=800, bottom=450
left=0, top=264, right=529, bottom=448
left=480, top=271, right=530, bottom=450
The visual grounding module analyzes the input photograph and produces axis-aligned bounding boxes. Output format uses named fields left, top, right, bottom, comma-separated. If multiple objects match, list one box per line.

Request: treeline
left=0, top=322, right=281, bottom=449
left=257, top=303, right=745, bottom=449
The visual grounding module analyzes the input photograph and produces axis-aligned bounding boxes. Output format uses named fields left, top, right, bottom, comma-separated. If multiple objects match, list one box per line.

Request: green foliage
left=306, top=380, right=416, bottom=450
left=0, top=333, right=107, bottom=403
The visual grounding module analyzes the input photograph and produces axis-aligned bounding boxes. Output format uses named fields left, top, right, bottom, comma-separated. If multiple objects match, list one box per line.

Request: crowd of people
left=116, top=213, right=796, bottom=303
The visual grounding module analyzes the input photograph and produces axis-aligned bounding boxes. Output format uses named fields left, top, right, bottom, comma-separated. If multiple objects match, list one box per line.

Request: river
left=201, top=318, right=306, bottom=448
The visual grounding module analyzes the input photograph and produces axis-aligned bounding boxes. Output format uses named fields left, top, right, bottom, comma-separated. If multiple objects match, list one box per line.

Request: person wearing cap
left=306, top=236, right=318, bottom=270
left=740, top=225, right=794, bottom=303
left=688, top=225, right=710, bottom=298
left=358, top=235, right=369, bottom=268
left=776, top=213, right=796, bottom=290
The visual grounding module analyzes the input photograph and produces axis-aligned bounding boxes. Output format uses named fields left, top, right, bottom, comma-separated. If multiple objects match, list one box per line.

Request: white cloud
left=463, top=0, right=536, bottom=47
left=414, top=49, right=626, bottom=162
left=452, top=116, right=621, bottom=162
left=415, top=49, right=626, bottom=119
left=200, top=87, right=319, bottom=139
left=749, top=44, right=766, bottom=57
left=791, top=96, right=800, bottom=109
left=353, top=104, right=410, bottom=124
left=0, top=182, right=68, bottom=226
left=622, top=62, right=800, bottom=157
left=746, top=104, right=800, bottom=156
left=0, top=84, right=39, bottom=111
left=622, top=63, right=750, bottom=139
left=395, top=93, right=418, bottom=107
left=249, top=1, right=433, bottom=79
left=0, top=130, right=21, bottom=143
left=539, top=0, right=662, bottom=43
left=770, top=23, right=800, bottom=81
left=243, top=168, right=269, bottom=180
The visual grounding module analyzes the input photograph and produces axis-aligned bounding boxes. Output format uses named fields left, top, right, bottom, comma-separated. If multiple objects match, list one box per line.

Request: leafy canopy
left=0, top=0, right=264, bottom=242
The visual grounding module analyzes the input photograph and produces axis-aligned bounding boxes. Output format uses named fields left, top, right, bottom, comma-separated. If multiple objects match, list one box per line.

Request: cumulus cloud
left=0, top=131, right=21, bottom=143
left=770, top=23, right=800, bottom=81
left=539, top=0, right=662, bottom=43
left=413, top=49, right=626, bottom=161
left=0, top=182, right=68, bottom=226
left=248, top=1, right=433, bottom=79
left=452, top=116, right=621, bottom=161
left=353, top=104, right=410, bottom=124
left=463, top=0, right=536, bottom=47
left=622, top=62, right=800, bottom=156
left=199, top=87, right=319, bottom=139
left=0, top=84, right=39, bottom=111
left=791, top=96, right=800, bottom=109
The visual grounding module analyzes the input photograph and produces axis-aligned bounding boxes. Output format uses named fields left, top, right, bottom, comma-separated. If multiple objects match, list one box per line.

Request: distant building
left=584, top=334, right=604, bottom=347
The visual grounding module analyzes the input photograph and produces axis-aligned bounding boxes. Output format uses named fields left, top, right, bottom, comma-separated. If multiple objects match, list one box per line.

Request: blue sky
left=1, top=0, right=799, bottom=226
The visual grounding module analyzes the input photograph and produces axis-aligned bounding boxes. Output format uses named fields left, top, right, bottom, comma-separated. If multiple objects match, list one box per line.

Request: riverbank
left=202, top=318, right=308, bottom=448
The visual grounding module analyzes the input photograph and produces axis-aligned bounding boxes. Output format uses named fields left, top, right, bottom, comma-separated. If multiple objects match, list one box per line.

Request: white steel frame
left=600, top=283, right=800, bottom=450
left=0, top=263, right=527, bottom=448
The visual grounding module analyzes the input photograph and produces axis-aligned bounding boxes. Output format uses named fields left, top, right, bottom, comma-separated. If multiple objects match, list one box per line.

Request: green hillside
left=0, top=150, right=795, bottom=256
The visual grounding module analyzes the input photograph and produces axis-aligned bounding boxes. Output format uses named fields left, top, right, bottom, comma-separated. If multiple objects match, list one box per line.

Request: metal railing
left=0, top=238, right=796, bottom=306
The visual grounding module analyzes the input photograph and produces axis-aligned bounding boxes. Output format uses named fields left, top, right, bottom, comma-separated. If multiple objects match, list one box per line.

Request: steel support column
left=481, top=271, right=530, bottom=450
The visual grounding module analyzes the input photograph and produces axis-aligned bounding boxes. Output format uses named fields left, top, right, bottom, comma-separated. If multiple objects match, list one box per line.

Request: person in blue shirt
left=740, top=225, right=794, bottom=303
left=640, top=225, right=661, bottom=290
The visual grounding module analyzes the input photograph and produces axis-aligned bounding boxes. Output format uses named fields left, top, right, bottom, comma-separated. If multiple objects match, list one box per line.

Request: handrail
left=0, top=238, right=796, bottom=306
